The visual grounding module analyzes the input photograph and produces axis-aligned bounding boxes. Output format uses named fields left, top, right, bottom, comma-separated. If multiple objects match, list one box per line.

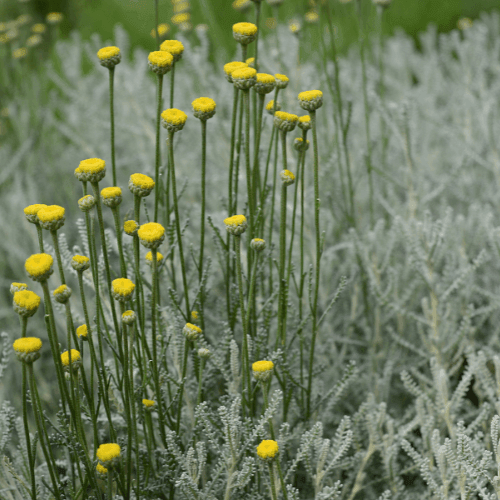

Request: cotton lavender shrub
left=3, top=4, right=500, bottom=499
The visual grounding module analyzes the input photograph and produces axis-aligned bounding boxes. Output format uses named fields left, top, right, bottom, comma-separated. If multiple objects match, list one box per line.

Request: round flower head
left=13, top=48, right=28, bottom=60
left=78, top=195, right=96, bottom=212
left=71, top=255, right=90, bottom=272
left=151, top=23, right=170, bottom=39
left=191, top=310, right=199, bottom=321
left=253, top=73, right=275, bottom=95
left=298, top=114, right=312, bottom=131
left=101, top=187, right=122, bottom=208
left=13, top=337, right=42, bottom=363
left=198, top=347, right=211, bottom=359
left=305, top=10, right=319, bottom=23
left=53, top=284, right=72, bottom=304
left=24, top=204, right=47, bottom=224
left=232, top=22, right=258, bottom=45
left=192, top=97, right=216, bottom=121
left=112, top=278, right=136, bottom=302
left=257, top=440, right=279, bottom=461
left=25, top=254, right=54, bottom=282
left=232, top=0, right=252, bottom=11
left=289, top=20, right=301, bottom=35
left=274, top=111, right=298, bottom=132
left=76, top=324, right=88, bottom=340
left=96, top=443, right=121, bottom=467
left=250, top=238, right=266, bottom=252
left=148, top=50, right=173, bottom=75
left=77, top=158, right=106, bottom=183
left=37, top=205, right=65, bottom=231
left=13, top=290, right=41, bottom=318
left=298, top=90, right=323, bottom=111
left=266, top=100, right=281, bottom=115
left=122, top=310, right=137, bottom=326
left=145, top=251, right=164, bottom=265
left=161, top=108, right=188, bottom=133
left=10, top=282, right=28, bottom=295
left=172, top=13, right=191, bottom=26
left=129, top=173, right=155, bottom=197
left=223, top=61, right=248, bottom=83
left=31, top=23, right=46, bottom=34
left=252, top=360, right=274, bottom=381
left=245, top=56, right=255, bottom=68
left=275, top=74, right=289, bottom=89
left=294, top=137, right=310, bottom=152
left=26, top=35, right=42, bottom=48
left=224, top=214, right=247, bottom=236
left=97, top=46, right=121, bottom=69
left=46, top=12, right=64, bottom=24
left=232, top=67, right=257, bottom=91
left=61, top=349, right=82, bottom=371
left=138, top=222, right=165, bottom=249
left=280, top=170, right=296, bottom=186
left=96, top=463, right=108, bottom=480
left=183, top=323, right=202, bottom=341
left=160, top=39, right=184, bottom=62
left=124, top=219, right=139, bottom=236
left=142, top=399, right=156, bottom=411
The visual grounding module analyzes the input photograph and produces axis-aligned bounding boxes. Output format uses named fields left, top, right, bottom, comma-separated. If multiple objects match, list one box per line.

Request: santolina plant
left=5, top=4, right=500, bottom=500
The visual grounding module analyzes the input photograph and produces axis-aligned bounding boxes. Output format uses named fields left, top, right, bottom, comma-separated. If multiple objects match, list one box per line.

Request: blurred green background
left=1, top=0, right=500, bottom=59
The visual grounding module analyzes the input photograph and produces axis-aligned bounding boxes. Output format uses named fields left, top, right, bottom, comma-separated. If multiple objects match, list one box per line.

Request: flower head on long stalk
left=97, top=46, right=121, bottom=69
left=13, top=337, right=42, bottom=363
left=13, top=290, right=40, bottom=317
left=224, top=61, right=248, bottom=82
left=25, top=253, right=53, bottom=282
left=232, top=22, right=258, bottom=45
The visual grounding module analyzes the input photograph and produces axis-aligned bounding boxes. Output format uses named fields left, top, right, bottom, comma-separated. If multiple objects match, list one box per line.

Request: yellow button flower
left=97, top=46, right=121, bottom=69
left=13, top=290, right=40, bottom=318
left=13, top=337, right=42, bottom=363
left=112, top=278, right=136, bottom=301
left=96, top=443, right=121, bottom=467
left=124, top=219, right=140, bottom=235
left=223, top=61, right=248, bottom=83
left=183, top=323, right=202, bottom=341
left=161, top=108, right=187, bottom=133
left=77, top=158, right=106, bottom=183
left=25, top=253, right=54, bottom=282
left=71, top=255, right=90, bottom=272
left=232, top=22, right=258, bottom=45
left=10, top=282, right=28, bottom=295
left=252, top=360, right=274, bottom=381
left=76, top=324, right=88, bottom=339
left=24, top=204, right=47, bottom=224
left=192, top=97, right=216, bottom=120
left=256, top=440, right=279, bottom=461
left=274, top=111, right=299, bottom=132
left=129, top=174, right=155, bottom=197
left=275, top=73, right=289, bottom=89
left=254, top=73, right=275, bottom=95
left=148, top=50, right=173, bottom=75
left=138, top=222, right=165, bottom=249
left=160, top=39, right=184, bottom=62
left=280, top=169, right=296, bottom=186
left=224, top=214, right=247, bottom=236
left=298, top=90, right=323, bottom=111
left=231, top=67, right=257, bottom=90
left=37, top=205, right=65, bottom=231
left=61, top=349, right=82, bottom=371
left=53, top=284, right=72, bottom=304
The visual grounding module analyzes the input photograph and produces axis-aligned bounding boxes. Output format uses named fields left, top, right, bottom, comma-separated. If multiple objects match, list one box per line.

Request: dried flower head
left=224, top=214, right=248, bottom=235
left=112, top=278, right=136, bottom=301
left=13, top=290, right=40, bottom=317
left=129, top=174, right=155, bottom=197
left=161, top=108, right=188, bottom=132
left=192, top=97, right=216, bottom=120
left=298, top=90, right=323, bottom=111
left=13, top=337, right=42, bottom=363
left=232, top=22, right=258, bottom=45
left=97, top=46, right=121, bottom=69
left=25, top=254, right=54, bottom=282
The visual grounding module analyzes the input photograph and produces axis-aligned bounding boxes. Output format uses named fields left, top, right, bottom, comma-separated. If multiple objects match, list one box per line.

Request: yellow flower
left=183, top=323, right=202, bottom=341
left=24, top=204, right=47, bottom=224
left=145, top=251, right=164, bottom=263
left=10, top=282, right=28, bottom=295
left=112, top=278, right=136, bottom=301
left=161, top=108, right=188, bottom=133
left=231, top=67, right=257, bottom=90
left=250, top=238, right=266, bottom=252
left=151, top=23, right=170, bottom=38
left=96, top=443, right=121, bottom=466
left=191, top=310, right=199, bottom=320
left=192, top=97, right=216, bottom=120
left=173, top=2, right=190, bottom=14
left=172, top=13, right=190, bottom=25
left=254, top=73, right=275, bottom=95
left=160, top=40, right=184, bottom=62
left=77, top=158, right=106, bottom=183
left=25, top=254, right=54, bottom=282
left=274, top=111, right=299, bottom=132
left=148, top=50, right=173, bottom=75
left=53, top=284, right=72, bottom=304
left=101, top=186, right=122, bottom=208
left=294, top=137, right=310, bottom=152
left=289, top=20, right=301, bottom=34
left=256, top=440, right=279, bottom=461
left=232, top=0, right=252, bottom=11
left=305, top=10, right=319, bottom=23
left=37, top=205, right=65, bottom=231
left=122, top=310, right=137, bottom=325
left=224, top=214, right=247, bottom=236
left=129, top=173, right=155, bottom=197
left=12, top=48, right=28, bottom=59
left=233, top=22, right=258, bottom=42
left=96, top=463, right=108, bottom=479
left=142, top=399, right=156, bottom=408
left=60, top=349, right=82, bottom=370
left=275, top=73, right=289, bottom=89
left=13, top=337, right=42, bottom=363
left=26, top=35, right=42, bottom=47
left=252, top=360, right=274, bottom=380
left=13, top=290, right=41, bottom=317
left=138, top=222, right=166, bottom=249
left=78, top=195, right=96, bottom=212
left=76, top=324, right=88, bottom=338
left=280, top=169, right=296, bottom=186
left=245, top=56, right=255, bottom=67
left=124, top=219, right=140, bottom=235
left=265, top=100, right=281, bottom=115
left=97, top=46, right=121, bottom=69
left=298, top=114, right=311, bottom=131
left=457, top=17, right=473, bottom=30
left=223, top=61, right=248, bottom=83
left=46, top=12, right=64, bottom=24
left=71, top=255, right=90, bottom=272
left=31, top=23, right=46, bottom=34
left=298, top=90, right=323, bottom=111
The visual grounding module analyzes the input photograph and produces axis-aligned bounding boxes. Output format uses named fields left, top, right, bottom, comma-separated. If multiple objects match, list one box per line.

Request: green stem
left=199, top=119, right=207, bottom=282
left=50, top=230, right=66, bottom=285
left=307, top=110, right=321, bottom=420
left=243, top=90, right=254, bottom=239
left=196, top=358, right=205, bottom=407
left=277, top=182, right=287, bottom=347
left=268, top=463, right=278, bottom=500
left=154, top=0, right=160, bottom=50
left=176, top=338, right=190, bottom=432
left=109, top=67, right=117, bottom=186
left=168, top=130, right=191, bottom=318
left=262, top=382, right=275, bottom=440
left=22, top=363, right=37, bottom=500
left=252, top=93, right=265, bottom=208
left=35, top=223, right=44, bottom=252
left=112, top=207, right=127, bottom=279
left=154, top=73, right=164, bottom=223
left=170, top=63, right=176, bottom=108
